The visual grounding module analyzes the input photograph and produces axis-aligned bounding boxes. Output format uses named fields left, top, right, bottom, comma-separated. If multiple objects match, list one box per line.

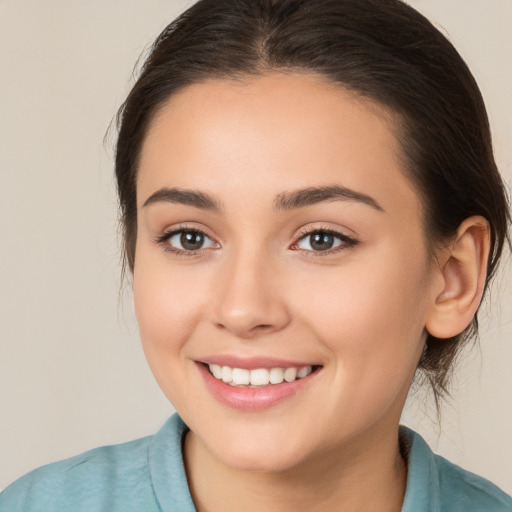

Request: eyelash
left=155, top=226, right=217, bottom=256
left=292, top=227, right=359, bottom=256
left=155, top=226, right=358, bottom=257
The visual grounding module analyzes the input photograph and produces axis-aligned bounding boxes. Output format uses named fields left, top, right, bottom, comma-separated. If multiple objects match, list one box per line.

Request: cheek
left=294, top=247, right=429, bottom=383
left=132, top=249, right=211, bottom=372
left=132, top=257, right=216, bottom=411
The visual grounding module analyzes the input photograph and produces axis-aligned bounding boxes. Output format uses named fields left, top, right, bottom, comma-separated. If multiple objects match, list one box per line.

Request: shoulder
left=401, top=426, right=512, bottom=512
left=0, top=414, right=193, bottom=512
left=0, top=435, right=157, bottom=512
left=434, top=454, right=512, bottom=512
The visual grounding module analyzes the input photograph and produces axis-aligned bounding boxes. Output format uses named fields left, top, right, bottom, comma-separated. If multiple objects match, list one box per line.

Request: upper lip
left=198, top=355, right=320, bottom=370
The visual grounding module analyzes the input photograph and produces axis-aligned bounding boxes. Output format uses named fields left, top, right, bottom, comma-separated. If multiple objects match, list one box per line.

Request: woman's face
left=134, top=72, right=438, bottom=472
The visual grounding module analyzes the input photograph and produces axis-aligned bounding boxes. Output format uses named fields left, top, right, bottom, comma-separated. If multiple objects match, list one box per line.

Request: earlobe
left=426, top=216, right=490, bottom=339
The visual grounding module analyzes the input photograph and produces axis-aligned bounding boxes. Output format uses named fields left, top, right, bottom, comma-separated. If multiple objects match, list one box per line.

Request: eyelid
left=153, top=223, right=358, bottom=257
left=154, top=224, right=220, bottom=255
left=291, top=226, right=359, bottom=255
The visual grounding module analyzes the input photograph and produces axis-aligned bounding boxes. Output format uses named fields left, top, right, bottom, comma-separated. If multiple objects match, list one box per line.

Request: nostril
left=215, top=321, right=282, bottom=339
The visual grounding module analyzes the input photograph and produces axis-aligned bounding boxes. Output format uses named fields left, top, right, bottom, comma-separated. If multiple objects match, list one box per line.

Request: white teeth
left=221, top=366, right=232, bottom=383
left=250, top=368, right=270, bottom=386
left=210, top=364, right=222, bottom=379
left=232, top=368, right=250, bottom=385
left=283, top=367, right=297, bottom=382
left=297, top=366, right=312, bottom=378
left=208, top=364, right=314, bottom=386
left=269, top=367, right=284, bottom=384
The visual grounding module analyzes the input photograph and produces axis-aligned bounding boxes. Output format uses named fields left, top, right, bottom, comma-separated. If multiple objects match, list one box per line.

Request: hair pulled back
left=115, top=0, right=510, bottom=402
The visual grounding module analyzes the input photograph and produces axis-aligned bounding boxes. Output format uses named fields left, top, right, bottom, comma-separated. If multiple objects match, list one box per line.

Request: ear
left=425, top=216, right=490, bottom=339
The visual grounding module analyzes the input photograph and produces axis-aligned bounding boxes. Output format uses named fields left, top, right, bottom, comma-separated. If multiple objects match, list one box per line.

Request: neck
left=184, top=423, right=407, bottom=512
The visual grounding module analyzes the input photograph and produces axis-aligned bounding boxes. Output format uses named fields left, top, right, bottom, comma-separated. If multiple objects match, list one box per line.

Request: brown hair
left=114, top=0, right=510, bottom=402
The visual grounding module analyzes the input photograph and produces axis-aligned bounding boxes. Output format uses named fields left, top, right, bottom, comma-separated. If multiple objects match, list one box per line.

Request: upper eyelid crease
left=156, top=227, right=215, bottom=242
left=156, top=227, right=357, bottom=256
left=155, top=228, right=218, bottom=254
left=296, top=228, right=358, bottom=245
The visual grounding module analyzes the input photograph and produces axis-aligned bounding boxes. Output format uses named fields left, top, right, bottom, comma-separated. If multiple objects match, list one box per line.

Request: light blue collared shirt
left=1, top=414, right=511, bottom=511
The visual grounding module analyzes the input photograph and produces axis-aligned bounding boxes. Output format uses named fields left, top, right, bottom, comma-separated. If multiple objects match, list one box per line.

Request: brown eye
left=309, top=232, right=335, bottom=251
left=163, top=229, right=217, bottom=252
left=180, top=231, right=205, bottom=250
left=295, top=229, right=357, bottom=253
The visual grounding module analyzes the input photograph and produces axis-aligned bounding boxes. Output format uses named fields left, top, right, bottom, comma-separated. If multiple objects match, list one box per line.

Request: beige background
left=0, top=0, right=511, bottom=493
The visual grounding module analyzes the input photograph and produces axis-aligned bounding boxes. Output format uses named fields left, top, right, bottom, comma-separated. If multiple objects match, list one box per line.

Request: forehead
left=137, top=72, right=419, bottom=219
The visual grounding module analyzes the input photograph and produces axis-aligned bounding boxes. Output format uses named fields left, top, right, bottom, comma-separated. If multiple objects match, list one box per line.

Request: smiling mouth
left=205, top=363, right=321, bottom=387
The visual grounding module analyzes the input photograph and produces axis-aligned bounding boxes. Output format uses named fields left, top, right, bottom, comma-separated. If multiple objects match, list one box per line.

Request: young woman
left=1, top=0, right=510, bottom=510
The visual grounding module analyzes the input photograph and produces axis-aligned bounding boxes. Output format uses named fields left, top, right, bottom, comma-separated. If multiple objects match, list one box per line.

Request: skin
left=133, top=72, right=489, bottom=511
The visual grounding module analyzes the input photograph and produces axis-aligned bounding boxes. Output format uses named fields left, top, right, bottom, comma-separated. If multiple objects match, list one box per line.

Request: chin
left=203, top=424, right=314, bottom=474
left=219, top=445, right=305, bottom=474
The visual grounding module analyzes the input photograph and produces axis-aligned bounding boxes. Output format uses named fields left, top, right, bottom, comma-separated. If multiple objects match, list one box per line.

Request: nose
left=210, top=249, right=291, bottom=339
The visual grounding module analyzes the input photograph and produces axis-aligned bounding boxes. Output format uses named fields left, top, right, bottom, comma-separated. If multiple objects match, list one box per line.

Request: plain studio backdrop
left=0, top=0, right=511, bottom=493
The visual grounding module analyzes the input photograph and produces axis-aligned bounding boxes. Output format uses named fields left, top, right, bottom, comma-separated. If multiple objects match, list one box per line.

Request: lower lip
left=197, top=363, right=319, bottom=411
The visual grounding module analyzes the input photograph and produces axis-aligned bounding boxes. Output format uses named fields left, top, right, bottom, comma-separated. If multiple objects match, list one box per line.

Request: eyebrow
left=274, top=185, right=384, bottom=212
left=142, top=184, right=384, bottom=213
left=142, top=188, right=222, bottom=211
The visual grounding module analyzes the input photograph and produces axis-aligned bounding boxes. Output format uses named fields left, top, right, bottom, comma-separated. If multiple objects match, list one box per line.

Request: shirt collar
left=149, top=414, right=197, bottom=512
left=400, top=425, right=441, bottom=512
